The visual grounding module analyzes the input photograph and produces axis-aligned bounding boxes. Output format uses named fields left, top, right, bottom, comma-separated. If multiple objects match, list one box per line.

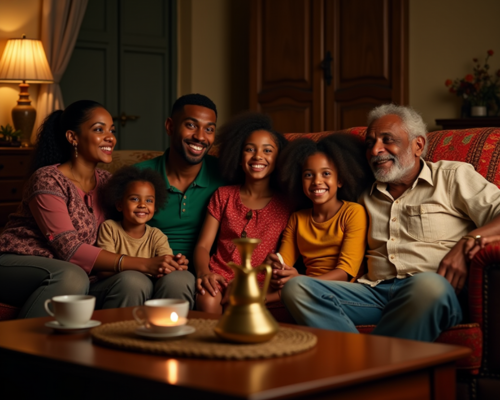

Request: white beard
left=370, top=146, right=416, bottom=183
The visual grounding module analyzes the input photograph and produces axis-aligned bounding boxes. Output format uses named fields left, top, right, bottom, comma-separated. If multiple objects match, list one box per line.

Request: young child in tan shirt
left=97, top=166, right=183, bottom=276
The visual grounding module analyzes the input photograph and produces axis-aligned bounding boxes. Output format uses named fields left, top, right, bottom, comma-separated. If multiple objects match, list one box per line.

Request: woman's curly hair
left=277, top=133, right=374, bottom=209
left=215, top=112, right=288, bottom=184
left=100, top=166, right=168, bottom=221
left=31, top=100, right=104, bottom=172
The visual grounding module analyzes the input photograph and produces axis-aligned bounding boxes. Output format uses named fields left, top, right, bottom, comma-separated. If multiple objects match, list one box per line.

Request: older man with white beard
left=281, top=104, right=500, bottom=342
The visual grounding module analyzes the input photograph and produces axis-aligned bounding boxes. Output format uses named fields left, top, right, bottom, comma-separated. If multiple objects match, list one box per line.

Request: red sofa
left=1, top=126, right=499, bottom=399
left=271, top=126, right=500, bottom=400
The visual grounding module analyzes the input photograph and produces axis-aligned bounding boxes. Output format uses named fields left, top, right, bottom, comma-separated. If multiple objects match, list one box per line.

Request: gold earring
left=73, top=143, right=78, bottom=158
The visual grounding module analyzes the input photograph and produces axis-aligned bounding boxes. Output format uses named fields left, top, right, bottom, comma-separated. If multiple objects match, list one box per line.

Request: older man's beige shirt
left=358, top=159, right=500, bottom=286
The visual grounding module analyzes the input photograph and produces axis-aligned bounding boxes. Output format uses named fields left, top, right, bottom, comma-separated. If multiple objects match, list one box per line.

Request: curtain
left=32, top=0, right=88, bottom=143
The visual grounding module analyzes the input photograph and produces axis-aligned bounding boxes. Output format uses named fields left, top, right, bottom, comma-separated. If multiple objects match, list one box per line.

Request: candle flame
left=170, top=312, right=178, bottom=322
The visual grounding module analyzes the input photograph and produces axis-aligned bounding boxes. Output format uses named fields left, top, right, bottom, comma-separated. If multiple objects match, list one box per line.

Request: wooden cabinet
left=250, top=0, right=408, bottom=133
left=0, top=147, right=34, bottom=228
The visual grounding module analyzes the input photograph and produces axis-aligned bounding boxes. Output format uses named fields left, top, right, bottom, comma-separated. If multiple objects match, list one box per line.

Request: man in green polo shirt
left=135, top=94, right=225, bottom=308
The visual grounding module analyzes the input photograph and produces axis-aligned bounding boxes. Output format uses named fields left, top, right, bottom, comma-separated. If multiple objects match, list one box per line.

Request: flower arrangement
left=445, top=50, right=500, bottom=113
left=0, top=124, right=22, bottom=147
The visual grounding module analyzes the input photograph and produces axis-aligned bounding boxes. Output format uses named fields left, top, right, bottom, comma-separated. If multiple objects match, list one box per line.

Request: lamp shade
left=0, top=37, right=53, bottom=83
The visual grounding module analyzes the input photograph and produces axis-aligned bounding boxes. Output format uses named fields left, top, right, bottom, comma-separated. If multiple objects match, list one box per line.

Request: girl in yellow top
left=266, top=133, right=373, bottom=301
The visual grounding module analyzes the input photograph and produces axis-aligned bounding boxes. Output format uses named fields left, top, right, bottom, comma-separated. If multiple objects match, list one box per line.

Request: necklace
left=70, top=166, right=95, bottom=213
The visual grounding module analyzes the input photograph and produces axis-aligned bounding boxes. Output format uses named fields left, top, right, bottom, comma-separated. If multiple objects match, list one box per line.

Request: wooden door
left=325, top=0, right=408, bottom=129
left=60, top=0, right=177, bottom=151
left=250, top=0, right=324, bottom=134
left=249, top=0, right=408, bottom=133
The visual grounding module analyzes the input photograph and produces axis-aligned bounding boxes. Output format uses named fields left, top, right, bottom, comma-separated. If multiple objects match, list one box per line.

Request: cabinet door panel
left=326, top=0, right=408, bottom=129
left=261, top=99, right=312, bottom=134
left=262, top=0, right=311, bottom=85
left=339, top=0, right=388, bottom=82
left=251, top=0, right=324, bottom=133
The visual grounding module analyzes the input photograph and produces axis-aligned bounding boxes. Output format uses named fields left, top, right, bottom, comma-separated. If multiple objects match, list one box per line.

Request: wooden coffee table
left=0, top=308, right=469, bottom=400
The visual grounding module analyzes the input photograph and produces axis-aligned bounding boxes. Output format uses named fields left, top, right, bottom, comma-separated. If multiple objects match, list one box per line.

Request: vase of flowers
left=445, top=50, right=500, bottom=117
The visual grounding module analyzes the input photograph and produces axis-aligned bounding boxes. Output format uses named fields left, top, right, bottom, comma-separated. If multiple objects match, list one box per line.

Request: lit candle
left=151, top=312, right=187, bottom=327
left=170, top=312, right=178, bottom=323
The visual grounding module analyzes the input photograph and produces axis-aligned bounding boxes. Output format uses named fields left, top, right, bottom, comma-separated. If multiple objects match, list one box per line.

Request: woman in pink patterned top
left=0, top=100, right=183, bottom=318
left=194, top=112, right=293, bottom=314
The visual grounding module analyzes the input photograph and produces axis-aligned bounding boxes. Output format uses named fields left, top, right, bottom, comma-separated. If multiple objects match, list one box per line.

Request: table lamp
left=0, top=35, right=54, bottom=146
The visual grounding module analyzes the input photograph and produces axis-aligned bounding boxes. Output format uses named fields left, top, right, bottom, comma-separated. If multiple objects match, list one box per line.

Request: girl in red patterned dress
left=193, top=112, right=292, bottom=313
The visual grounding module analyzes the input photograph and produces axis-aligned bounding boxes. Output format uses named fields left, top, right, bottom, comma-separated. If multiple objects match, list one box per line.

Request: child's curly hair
left=214, top=112, right=288, bottom=184
left=100, top=166, right=168, bottom=221
left=277, top=133, right=374, bottom=208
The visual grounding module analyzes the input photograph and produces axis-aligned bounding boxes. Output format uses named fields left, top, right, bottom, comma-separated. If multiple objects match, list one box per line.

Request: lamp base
left=12, top=82, right=36, bottom=147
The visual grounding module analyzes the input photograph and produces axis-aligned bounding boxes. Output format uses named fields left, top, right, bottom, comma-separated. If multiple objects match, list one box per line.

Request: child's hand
left=464, top=235, right=500, bottom=259
left=144, top=255, right=183, bottom=275
left=172, top=253, right=189, bottom=270
left=265, top=253, right=285, bottom=270
left=270, top=265, right=299, bottom=290
left=196, top=272, right=227, bottom=296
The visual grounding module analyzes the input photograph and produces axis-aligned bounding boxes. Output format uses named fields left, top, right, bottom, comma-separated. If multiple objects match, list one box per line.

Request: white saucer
left=135, top=324, right=196, bottom=339
left=45, top=320, right=101, bottom=333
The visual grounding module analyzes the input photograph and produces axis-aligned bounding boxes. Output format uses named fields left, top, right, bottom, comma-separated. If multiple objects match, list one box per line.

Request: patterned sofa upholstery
left=1, top=128, right=499, bottom=399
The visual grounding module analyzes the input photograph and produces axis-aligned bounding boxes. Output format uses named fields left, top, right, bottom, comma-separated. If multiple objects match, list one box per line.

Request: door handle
left=321, top=51, right=333, bottom=86
left=113, top=112, right=140, bottom=127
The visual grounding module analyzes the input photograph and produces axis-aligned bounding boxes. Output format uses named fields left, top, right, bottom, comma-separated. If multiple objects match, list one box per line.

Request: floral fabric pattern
left=0, top=166, right=110, bottom=262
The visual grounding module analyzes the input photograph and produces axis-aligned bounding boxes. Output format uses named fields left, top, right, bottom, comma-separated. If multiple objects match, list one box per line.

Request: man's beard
left=369, top=146, right=415, bottom=183
left=173, top=139, right=211, bottom=165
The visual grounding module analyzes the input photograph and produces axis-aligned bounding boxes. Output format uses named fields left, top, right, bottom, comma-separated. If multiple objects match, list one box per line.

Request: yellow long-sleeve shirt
left=279, top=201, right=367, bottom=278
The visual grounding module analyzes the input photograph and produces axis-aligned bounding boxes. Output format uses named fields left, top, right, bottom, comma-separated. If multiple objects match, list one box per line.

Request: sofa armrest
left=469, top=241, right=500, bottom=329
left=469, top=241, right=500, bottom=375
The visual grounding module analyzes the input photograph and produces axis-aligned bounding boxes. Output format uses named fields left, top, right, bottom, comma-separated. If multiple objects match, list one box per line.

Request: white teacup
left=133, top=299, right=188, bottom=333
left=44, top=295, right=95, bottom=327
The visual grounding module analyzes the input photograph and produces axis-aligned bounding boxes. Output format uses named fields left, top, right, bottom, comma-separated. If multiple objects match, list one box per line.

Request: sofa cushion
left=0, top=303, right=19, bottom=320
left=426, top=128, right=500, bottom=188
left=97, top=150, right=164, bottom=174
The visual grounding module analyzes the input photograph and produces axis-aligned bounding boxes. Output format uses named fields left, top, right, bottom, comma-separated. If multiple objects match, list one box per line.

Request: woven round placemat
left=90, top=318, right=317, bottom=360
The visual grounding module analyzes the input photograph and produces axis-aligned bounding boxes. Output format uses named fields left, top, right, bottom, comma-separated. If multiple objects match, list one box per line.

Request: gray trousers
left=0, top=253, right=196, bottom=319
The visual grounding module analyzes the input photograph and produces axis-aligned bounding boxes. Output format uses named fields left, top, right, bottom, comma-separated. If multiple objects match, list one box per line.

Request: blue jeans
left=281, top=272, right=462, bottom=342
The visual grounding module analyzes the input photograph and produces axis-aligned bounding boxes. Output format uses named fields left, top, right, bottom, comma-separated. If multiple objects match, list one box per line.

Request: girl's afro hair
left=277, top=133, right=374, bottom=209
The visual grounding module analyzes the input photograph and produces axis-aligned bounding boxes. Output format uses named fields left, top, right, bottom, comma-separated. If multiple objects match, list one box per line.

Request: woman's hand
left=196, top=272, right=228, bottom=296
left=140, top=254, right=188, bottom=276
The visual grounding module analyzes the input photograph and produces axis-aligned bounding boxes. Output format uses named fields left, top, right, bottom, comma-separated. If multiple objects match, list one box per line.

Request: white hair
left=367, top=104, right=428, bottom=157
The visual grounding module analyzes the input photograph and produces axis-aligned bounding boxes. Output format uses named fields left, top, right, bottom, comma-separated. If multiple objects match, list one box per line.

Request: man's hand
left=437, top=239, right=468, bottom=294
left=464, top=235, right=500, bottom=259
left=196, top=272, right=227, bottom=296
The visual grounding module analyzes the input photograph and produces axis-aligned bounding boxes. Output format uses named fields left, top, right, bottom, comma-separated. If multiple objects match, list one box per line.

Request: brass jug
left=214, top=238, right=279, bottom=343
